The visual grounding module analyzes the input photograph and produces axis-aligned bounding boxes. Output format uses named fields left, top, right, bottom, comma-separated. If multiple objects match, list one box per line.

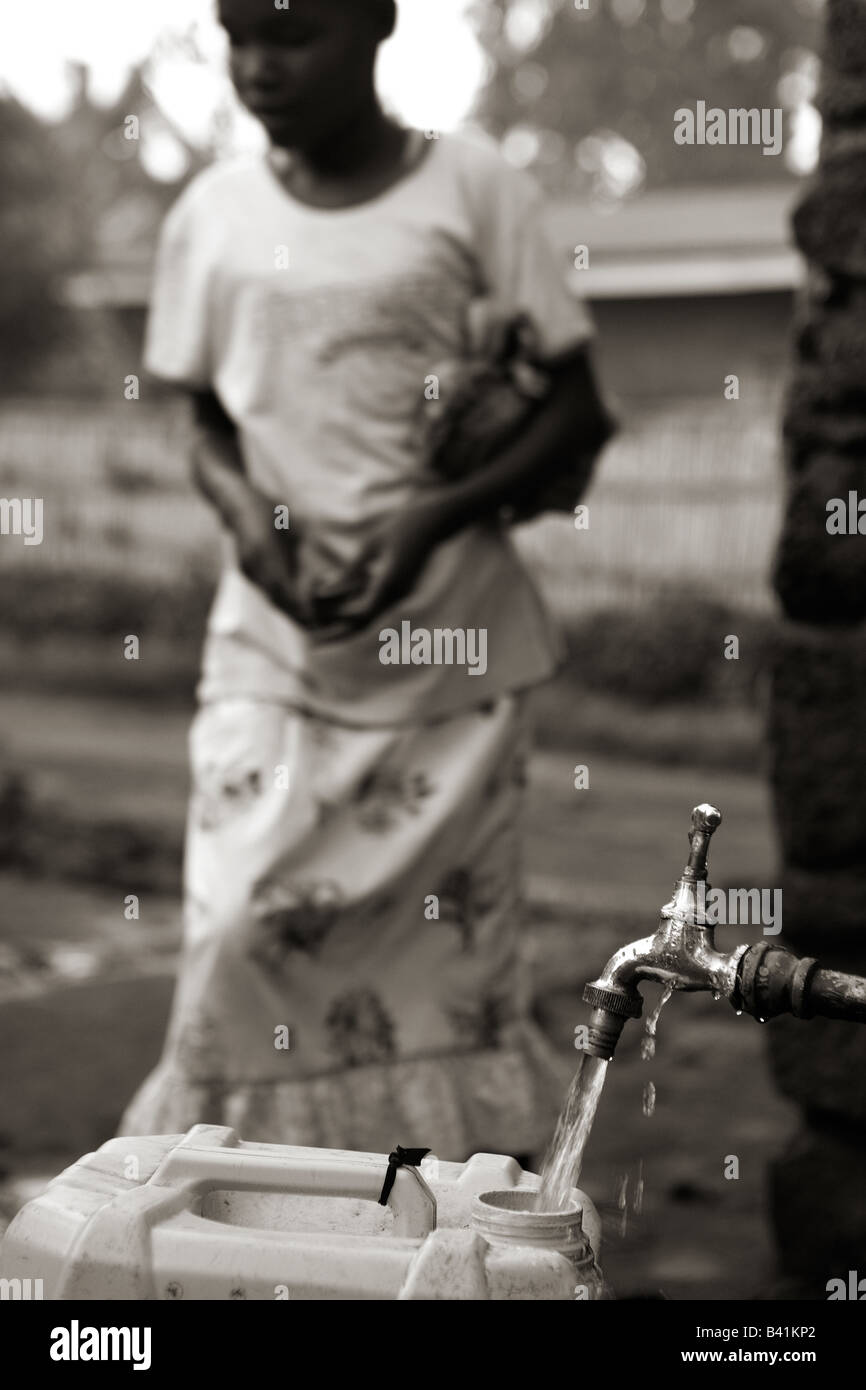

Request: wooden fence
left=0, top=395, right=783, bottom=614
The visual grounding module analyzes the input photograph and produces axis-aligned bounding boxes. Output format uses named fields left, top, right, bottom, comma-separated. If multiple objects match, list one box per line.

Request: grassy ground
left=0, top=677, right=798, bottom=1300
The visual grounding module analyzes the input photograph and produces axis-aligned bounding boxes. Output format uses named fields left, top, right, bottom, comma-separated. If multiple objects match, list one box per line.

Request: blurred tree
left=470, top=0, right=824, bottom=196
left=767, top=0, right=866, bottom=1296
left=0, top=94, right=90, bottom=391
left=0, top=63, right=204, bottom=396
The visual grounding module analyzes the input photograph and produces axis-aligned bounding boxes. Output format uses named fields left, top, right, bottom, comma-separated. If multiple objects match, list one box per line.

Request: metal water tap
left=581, top=804, right=866, bottom=1060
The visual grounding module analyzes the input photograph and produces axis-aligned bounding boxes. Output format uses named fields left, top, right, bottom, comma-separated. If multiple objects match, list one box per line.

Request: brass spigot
left=582, top=804, right=866, bottom=1060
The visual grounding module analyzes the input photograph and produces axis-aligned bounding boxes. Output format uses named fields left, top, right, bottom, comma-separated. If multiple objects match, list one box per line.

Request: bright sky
left=0, top=0, right=488, bottom=145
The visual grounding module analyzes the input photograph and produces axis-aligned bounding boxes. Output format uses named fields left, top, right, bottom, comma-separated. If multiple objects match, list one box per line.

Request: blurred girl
left=120, top=0, right=614, bottom=1159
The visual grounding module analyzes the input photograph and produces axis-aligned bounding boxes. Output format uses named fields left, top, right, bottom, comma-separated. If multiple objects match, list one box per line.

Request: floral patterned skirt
left=118, top=693, right=571, bottom=1159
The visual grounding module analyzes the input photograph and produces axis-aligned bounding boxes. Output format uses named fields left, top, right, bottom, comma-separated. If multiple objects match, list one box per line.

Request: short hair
left=368, top=0, right=397, bottom=40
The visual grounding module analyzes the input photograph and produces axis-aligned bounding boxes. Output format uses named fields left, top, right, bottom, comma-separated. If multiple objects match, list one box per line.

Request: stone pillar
left=769, top=0, right=866, bottom=1298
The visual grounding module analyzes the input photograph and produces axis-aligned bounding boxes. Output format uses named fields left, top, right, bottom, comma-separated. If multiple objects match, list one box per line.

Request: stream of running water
left=534, top=1052, right=609, bottom=1211
left=535, top=984, right=676, bottom=1212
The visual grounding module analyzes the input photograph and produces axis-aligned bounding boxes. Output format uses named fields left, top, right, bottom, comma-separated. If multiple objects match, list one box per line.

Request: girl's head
left=218, top=0, right=397, bottom=153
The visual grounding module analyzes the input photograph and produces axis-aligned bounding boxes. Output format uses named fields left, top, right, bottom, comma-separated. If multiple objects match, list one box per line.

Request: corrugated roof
left=552, top=181, right=803, bottom=297
left=549, top=182, right=799, bottom=254
left=64, top=179, right=804, bottom=307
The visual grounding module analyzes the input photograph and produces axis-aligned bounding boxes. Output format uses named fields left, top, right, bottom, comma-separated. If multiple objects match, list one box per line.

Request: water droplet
left=712, top=991, right=720, bottom=1001
left=632, top=1159, right=645, bottom=1216
left=641, top=982, right=675, bottom=1063
left=642, top=1081, right=656, bottom=1118
left=735, top=1010, right=743, bottom=1017
left=616, top=1173, right=629, bottom=1237
left=758, top=1017, right=765, bottom=1024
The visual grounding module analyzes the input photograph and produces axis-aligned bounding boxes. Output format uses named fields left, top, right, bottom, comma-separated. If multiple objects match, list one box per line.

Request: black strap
left=377, top=1145, right=431, bottom=1206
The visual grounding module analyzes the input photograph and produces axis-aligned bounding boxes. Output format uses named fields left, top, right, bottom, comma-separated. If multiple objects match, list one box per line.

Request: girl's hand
left=232, top=489, right=318, bottom=627
left=318, top=500, right=447, bottom=635
left=232, top=488, right=371, bottom=637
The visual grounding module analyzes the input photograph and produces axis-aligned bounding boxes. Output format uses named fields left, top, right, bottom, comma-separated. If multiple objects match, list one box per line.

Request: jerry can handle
left=149, top=1131, right=436, bottom=1240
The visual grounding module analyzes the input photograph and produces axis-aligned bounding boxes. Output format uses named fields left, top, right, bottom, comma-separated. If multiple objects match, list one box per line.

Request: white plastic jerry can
left=0, top=1124, right=602, bottom=1301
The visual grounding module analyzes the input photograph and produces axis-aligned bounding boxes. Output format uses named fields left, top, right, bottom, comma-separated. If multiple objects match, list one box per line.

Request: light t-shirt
left=144, top=130, right=594, bottom=726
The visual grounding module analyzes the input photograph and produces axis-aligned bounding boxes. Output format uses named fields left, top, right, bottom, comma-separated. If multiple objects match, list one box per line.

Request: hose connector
left=582, top=983, right=643, bottom=1060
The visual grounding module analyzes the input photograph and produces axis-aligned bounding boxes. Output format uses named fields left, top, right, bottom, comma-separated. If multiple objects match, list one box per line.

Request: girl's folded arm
left=185, top=390, right=323, bottom=629
left=424, top=345, right=616, bottom=543
left=188, top=390, right=252, bottom=528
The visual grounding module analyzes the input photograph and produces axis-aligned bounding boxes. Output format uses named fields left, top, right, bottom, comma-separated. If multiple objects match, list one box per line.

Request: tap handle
left=684, top=804, right=722, bottom=881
